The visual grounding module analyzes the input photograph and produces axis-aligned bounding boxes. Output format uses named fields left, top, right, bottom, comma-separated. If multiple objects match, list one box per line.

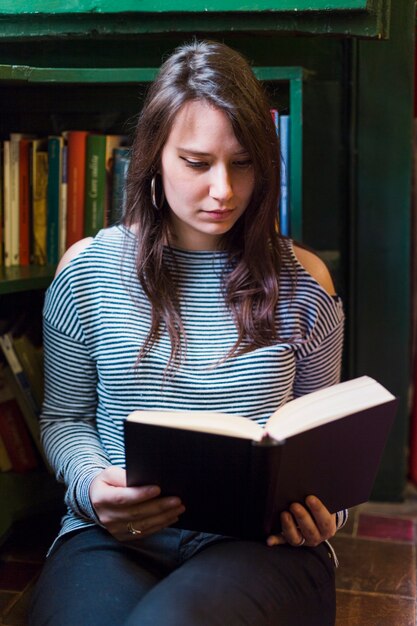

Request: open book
left=124, top=376, right=398, bottom=540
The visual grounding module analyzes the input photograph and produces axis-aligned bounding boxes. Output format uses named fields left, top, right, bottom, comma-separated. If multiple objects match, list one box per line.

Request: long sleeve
left=41, top=269, right=111, bottom=524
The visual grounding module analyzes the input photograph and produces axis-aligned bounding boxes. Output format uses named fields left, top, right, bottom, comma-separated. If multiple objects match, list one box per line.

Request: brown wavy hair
left=123, top=39, right=288, bottom=369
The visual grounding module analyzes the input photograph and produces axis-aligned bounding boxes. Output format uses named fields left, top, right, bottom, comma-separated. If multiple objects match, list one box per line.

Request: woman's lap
left=29, top=526, right=336, bottom=626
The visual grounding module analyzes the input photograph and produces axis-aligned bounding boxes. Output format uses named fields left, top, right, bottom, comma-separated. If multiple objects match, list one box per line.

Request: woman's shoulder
left=54, top=225, right=129, bottom=278
left=55, top=237, right=94, bottom=277
left=290, top=243, right=336, bottom=297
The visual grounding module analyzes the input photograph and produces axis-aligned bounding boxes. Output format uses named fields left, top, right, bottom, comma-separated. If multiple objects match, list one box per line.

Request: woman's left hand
left=266, top=495, right=336, bottom=548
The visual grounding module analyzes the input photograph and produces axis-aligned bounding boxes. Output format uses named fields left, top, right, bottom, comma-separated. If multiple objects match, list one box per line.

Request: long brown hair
left=123, top=40, right=288, bottom=369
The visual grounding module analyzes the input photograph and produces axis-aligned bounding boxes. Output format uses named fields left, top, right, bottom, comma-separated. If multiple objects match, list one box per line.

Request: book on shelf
left=0, top=144, right=3, bottom=267
left=3, top=140, right=11, bottom=267
left=84, top=134, right=128, bottom=237
left=8, top=133, right=35, bottom=266
left=270, top=108, right=279, bottom=129
left=66, top=130, right=88, bottom=249
left=11, top=333, right=44, bottom=410
left=2, top=365, right=49, bottom=471
left=59, top=143, right=68, bottom=259
left=47, top=135, right=65, bottom=265
left=279, top=114, right=290, bottom=237
left=31, top=139, right=49, bottom=266
left=125, top=376, right=397, bottom=540
left=9, top=133, right=22, bottom=266
left=19, top=138, right=32, bottom=266
left=0, top=332, right=40, bottom=416
left=0, top=365, right=38, bottom=473
left=111, top=147, right=130, bottom=224
left=0, top=432, right=12, bottom=472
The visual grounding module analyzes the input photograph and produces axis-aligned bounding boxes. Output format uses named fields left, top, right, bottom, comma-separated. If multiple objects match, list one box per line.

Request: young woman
left=30, top=40, right=345, bottom=625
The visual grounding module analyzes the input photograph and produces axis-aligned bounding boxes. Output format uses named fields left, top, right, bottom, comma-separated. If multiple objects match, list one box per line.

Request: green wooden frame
left=0, top=0, right=381, bottom=12
left=0, top=0, right=391, bottom=39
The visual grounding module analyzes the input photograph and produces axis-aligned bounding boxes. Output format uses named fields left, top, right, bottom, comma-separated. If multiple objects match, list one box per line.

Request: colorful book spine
left=0, top=363, right=38, bottom=473
left=111, top=147, right=130, bottom=224
left=279, top=114, right=290, bottom=237
left=0, top=144, right=3, bottom=267
left=0, top=333, right=40, bottom=416
left=9, top=134, right=22, bottom=266
left=3, top=140, right=11, bottom=267
left=0, top=398, right=38, bottom=473
left=31, top=140, right=48, bottom=266
left=12, top=334, right=44, bottom=410
left=47, top=135, right=63, bottom=264
left=3, top=365, right=50, bottom=471
left=59, top=143, right=68, bottom=258
left=84, top=134, right=107, bottom=237
left=19, top=138, right=32, bottom=266
left=270, top=108, right=279, bottom=130
left=0, top=433, right=12, bottom=472
left=66, top=130, right=88, bottom=248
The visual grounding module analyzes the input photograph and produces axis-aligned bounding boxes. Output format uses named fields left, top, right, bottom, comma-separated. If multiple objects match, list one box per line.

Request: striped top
left=41, top=224, right=345, bottom=540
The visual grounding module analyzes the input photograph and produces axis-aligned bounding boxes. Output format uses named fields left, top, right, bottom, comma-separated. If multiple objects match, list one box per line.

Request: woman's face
left=160, top=100, right=255, bottom=251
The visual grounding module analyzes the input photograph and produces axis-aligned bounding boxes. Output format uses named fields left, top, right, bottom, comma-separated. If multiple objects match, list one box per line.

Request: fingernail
left=147, top=486, right=160, bottom=497
left=267, top=535, right=284, bottom=547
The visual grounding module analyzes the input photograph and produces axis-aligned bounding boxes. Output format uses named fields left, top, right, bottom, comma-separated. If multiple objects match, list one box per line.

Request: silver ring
left=127, top=522, right=143, bottom=536
left=296, top=537, right=306, bottom=547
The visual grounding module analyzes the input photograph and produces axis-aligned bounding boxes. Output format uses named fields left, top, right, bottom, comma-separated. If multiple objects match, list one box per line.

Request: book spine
left=279, top=115, right=290, bottom=237
left=111, top=147, right=130, bottom=225
left=0, top=398, right=38, bottom=472
left=0, top=433, right=12, bottom=471
left=9, top=137, right=20, bottom=266
left=104, top=135, right=126, bottom=226
left=66, top=130, right=88, bottom=248
left=270, top=107, right=279, bottom=131
left=59, top=143, right=68, bottom=258
left=47, top=136, right=63, bottom=264
left=3, top=141, right=11, bottom=268
left=3, top=365, right=50, bottom=471
left=84, top=134, right=106, bottom=237
left=0, top=143, right=3, bottom=267
left=0, top=333, right=40, bottom=416
left=12, top=334, right=44, bottom=409
left=32, top=146, right=48, bottom=266
left=19, top=139, right=31, bottom=266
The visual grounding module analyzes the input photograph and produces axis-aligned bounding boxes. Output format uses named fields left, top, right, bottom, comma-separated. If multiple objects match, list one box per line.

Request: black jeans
left=29, top=526, right=336, bottom=626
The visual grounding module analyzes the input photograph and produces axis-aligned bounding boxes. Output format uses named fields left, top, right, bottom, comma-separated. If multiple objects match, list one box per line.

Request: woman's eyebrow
left=176, top=146, right=249, bottom=156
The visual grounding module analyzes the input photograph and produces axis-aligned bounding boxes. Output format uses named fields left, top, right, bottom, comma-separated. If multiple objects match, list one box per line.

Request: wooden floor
left=1, top=485, right=417, bottom=625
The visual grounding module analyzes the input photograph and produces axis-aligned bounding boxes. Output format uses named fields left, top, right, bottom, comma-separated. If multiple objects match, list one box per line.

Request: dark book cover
left=125, top=398, right=398, bottom=540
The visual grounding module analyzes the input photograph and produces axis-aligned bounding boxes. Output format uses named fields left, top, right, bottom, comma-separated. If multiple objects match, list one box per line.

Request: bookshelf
left=0, top=0, right=413, bottom=540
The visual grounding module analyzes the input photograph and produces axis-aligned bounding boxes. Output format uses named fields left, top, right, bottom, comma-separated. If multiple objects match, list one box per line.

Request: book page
left=266, top=376, right=395, bottom=441
left=127, top=409, right=264, bottom=440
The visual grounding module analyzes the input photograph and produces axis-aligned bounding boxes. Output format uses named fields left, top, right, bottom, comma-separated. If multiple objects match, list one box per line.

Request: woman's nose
left=209, top=166, right=233, bottom=204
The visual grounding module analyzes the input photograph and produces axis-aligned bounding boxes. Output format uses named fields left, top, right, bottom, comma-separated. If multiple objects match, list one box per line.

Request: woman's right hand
left=89, top=466, right=186, bottom=541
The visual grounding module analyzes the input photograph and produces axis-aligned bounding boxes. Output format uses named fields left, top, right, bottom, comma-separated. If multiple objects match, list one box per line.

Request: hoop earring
left=151, top=174, right=165, bottom=211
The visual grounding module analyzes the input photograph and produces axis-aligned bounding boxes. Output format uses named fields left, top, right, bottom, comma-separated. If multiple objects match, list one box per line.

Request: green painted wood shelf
left=0, top=0, right=391, bottom=39
left=0, top=266, right=56, bottom=294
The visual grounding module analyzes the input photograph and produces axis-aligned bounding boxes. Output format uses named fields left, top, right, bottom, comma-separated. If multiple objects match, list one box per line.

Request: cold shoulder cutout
left=292, top=244, right=336, bottom=297
left=55, top=237, right=94, bottom=277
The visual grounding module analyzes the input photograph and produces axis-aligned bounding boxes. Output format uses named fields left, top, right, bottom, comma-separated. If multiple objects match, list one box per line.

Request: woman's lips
left=203, top=209, right=234, bottom=221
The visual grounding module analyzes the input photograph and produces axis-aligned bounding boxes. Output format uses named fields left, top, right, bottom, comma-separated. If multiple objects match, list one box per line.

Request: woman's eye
left=180, top=157, right=208, bottom=169
left=234, top=159, right=252, bottom=168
